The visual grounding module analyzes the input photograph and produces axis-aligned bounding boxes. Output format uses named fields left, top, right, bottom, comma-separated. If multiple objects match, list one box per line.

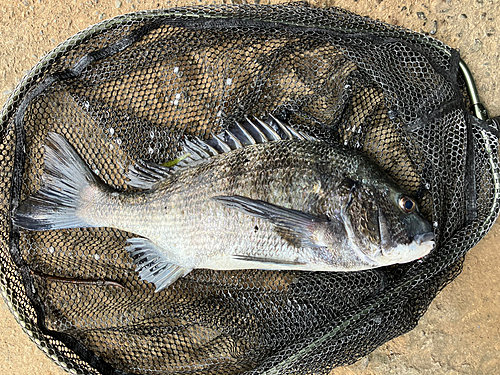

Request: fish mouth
left=381, top=231, right=434, bottom=265
left=345, top=208, right=435, bottom=266
left=414, top=232, right=435, bottom=246
left=412, top=232, right=435, bottom=258
left=378, top=208, right=435, bottom=264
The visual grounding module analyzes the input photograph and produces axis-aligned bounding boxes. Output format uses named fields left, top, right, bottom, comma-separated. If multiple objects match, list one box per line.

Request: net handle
left=459, top=59, right=489, bottom=121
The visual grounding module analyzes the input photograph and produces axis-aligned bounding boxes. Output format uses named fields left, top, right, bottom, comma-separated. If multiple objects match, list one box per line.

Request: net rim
left=0, top=4, right=498, bottom=375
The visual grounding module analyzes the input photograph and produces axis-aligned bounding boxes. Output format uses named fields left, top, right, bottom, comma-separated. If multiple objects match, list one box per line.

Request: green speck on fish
left=161, top=153, right=191, bottom=168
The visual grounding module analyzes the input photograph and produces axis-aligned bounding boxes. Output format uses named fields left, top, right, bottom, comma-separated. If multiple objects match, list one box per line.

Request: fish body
left=14, top=118, right=435, bottom=291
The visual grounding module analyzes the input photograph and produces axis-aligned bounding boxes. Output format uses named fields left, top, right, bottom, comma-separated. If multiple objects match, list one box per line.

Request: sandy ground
left=0, top=0, right=499, bottom=374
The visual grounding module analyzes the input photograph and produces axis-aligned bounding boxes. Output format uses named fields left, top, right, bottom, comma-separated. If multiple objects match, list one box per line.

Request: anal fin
left=125, top=237, right=191, bottom=292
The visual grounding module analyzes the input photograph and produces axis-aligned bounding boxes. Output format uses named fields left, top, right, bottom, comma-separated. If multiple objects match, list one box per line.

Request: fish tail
left=13, top=132, right=99, bottom=231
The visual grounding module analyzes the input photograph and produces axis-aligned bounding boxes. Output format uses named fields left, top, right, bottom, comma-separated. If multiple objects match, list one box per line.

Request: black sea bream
left=14, top=117, right=435, bottom=291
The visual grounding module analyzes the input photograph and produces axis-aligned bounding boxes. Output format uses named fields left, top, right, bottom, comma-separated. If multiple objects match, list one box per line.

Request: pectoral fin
left=212, top=195, right=329, bottom=248
left=125, top=237, right=191, bottom=292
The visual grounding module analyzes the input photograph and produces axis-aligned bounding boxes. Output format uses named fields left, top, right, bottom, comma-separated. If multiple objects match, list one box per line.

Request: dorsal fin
left=243, top=116, right=268, bottom=143
left=267, top=114, right=317, bottom=141
left=127, top=160, right=175, bottom=189
left=212, top=134, right=232, bottom=153
left=222, top=130, right=244, bottom=149
left=177, top=116, right=317, bottom=167
left=182, top=116, right=305, bottom=157
left=183, top=139, right=214, bottom=160
left=127, top=116, right=315, bottom=189
left=233, top=121, right=256, bottom=146
left=189, top=137, right=220, bottom=157
left=269, top=114, right=294, bottom=140
left=254, top=117, right=281, bottom=141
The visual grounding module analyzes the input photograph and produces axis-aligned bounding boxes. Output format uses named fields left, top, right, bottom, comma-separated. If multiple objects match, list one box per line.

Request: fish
left=13, top=116, right=435, bottom=292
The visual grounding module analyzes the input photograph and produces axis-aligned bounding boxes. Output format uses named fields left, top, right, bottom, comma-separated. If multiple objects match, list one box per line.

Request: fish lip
left=412, top=232, right=435, bottom=259
left=414, top=232, right=435, bottom=246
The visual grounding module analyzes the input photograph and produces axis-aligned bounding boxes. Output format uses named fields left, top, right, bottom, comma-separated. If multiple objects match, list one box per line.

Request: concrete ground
left=0, top=0, right=498, bottom=374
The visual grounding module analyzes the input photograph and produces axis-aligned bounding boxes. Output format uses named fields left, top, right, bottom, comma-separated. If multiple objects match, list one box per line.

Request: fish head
left=337, top=176, right=435, bottom=267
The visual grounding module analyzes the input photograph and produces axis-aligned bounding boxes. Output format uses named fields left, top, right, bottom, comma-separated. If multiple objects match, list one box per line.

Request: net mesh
left=1, top=3, right=499, bottom=375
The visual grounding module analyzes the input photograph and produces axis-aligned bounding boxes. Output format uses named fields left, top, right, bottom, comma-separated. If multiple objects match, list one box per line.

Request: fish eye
left=399, top=196, right=416, bottom=213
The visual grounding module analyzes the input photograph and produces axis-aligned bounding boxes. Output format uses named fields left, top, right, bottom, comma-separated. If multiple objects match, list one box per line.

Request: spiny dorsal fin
left=185, top=137, right=219, bottom=158
left=243, top=116, right=269, bottom=143
left=213, top=134, right=232, bottom=153
left=233, top=121, right=257, bottom=146
left=182, top=138, right=214, bottom=161
left=268, top=114, right=294, bottom=140
left=221, top=129, right=244, bottom=149
left=269, top=115, right=314, bottom=141
left=127, top=116, right=315, bottom=189
left=253, top=117, right=281, bottom=141
left=186, top=116, right=314, bottom=156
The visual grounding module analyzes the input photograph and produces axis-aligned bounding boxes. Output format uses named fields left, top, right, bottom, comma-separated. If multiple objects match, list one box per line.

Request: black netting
left=1, top=3, right=499, bottom=375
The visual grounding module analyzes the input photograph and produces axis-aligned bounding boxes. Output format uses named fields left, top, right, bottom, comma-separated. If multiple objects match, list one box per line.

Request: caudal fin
left=13, top=132, right=98, bottom=231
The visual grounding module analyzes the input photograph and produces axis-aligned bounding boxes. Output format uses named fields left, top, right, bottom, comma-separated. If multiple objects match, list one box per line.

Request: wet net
left=1, top=3, right=499, bottom=375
